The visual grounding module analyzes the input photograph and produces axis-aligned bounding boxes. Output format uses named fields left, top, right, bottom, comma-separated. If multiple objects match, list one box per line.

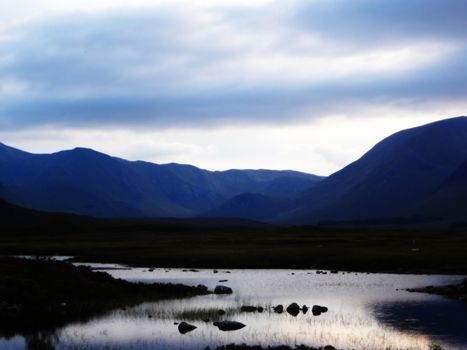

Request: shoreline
left=4, top=253, right=467, bottom=276
left=0, top=257, right=458, bottom=350
left=407, top=278, right=467, bottom=302
left=67, top=257, right=467, bottom=276
left=0, top=257, right=210, bottom=337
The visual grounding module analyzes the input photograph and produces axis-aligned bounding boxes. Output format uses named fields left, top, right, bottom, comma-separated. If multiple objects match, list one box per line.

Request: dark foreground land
left=1, top=215, right=467, bottom=274
left=0, top=257, right=208, bottom=336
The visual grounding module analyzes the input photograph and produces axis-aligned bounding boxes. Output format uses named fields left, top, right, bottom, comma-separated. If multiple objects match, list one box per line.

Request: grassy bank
left=0, top=257, right=208, bottom=336
left=1, top=219, right=467, bottom=274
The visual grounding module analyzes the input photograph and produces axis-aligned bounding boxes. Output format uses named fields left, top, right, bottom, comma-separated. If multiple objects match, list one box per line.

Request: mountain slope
left=0, top=198, right=96, bottom=225
left=279, top=116, right=467, bottom=224
left=0, top=143, right=322, bottom=218
left=202, top=193, right=293, bottom=221
left=415, top=159, right=467, bottom=221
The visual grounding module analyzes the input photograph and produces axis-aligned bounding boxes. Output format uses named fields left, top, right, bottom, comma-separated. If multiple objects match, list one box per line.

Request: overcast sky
left=1, top=0, right=466, bottom=175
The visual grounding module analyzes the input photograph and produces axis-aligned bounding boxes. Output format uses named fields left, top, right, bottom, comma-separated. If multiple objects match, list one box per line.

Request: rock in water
left=195, top=284, right=209, bottom=294
left=213, top=321, right=246, bottom=331
left=241, top=306, right=258, bottom=312
left=312, top=305, right=328, bottom=316
left=273, top=304, right=284, bottom=313
left=286, top=303, right=300, bottom=316
left=214, top=285, right=233, bottom=294
left=178, top=322, right=197, bottom=334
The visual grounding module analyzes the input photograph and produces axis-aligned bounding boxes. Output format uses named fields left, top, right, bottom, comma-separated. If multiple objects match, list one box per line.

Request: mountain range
left=0, top=143, right=322, bottom=218
left=1, top=116, right=466, bottom=226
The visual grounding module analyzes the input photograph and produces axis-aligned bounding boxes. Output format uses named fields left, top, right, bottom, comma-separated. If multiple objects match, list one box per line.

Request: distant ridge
left=202, top=193, right=292, bottom=221
left=2, top=116, right=467, bottom=226
left=0, top=143, right=322, bottom=218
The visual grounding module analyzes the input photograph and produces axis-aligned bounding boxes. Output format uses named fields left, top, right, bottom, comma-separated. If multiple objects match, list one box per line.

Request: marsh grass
left=2, top=221, right=467, bottom=273
left=174, top=306, right=238, bottom=321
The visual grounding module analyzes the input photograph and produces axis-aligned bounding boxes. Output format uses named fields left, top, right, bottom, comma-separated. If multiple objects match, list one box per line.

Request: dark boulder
left=273, top=304, right=284, bottom=313
left=178, top=322, right=197, bottom=334
left=213, top=321, right=246, bottom=331
left=286, top=303, right=300, bottom=316
left=214, top=285, right=233, bottom=294
left=240, top=305, right=264, bottom=313
left=196, top=284, right=209, bottom=294
left=241, top=306, right=258, bottom=312
left=312, top=305, right=328, bottom=316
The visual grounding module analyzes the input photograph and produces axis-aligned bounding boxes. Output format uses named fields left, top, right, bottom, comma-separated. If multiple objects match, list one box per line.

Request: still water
left=2, top=263, right=466, bottom=350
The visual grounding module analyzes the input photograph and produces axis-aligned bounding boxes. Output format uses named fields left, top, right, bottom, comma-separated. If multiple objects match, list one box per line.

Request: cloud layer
left=1, top=0, right=467, bottom=174
left=1, top=0, right=466, bottom=130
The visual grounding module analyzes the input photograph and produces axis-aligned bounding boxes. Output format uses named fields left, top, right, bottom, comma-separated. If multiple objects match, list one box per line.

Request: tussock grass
left=1, top=222, right=467, bottom=273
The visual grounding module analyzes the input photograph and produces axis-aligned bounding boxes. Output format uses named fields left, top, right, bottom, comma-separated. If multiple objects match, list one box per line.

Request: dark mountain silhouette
left=0, top=198, right=95, bottom=225
left=0, top=143, right=322, bottom=218
left=2, top=116, right=466, bottom=225
left=278, top=116, right=467, bottom=224
left=415, top=159, right=467, bottom=220
left=203, top=193, right=292, bottom=221
left=0, top=198, right=272, bottom=230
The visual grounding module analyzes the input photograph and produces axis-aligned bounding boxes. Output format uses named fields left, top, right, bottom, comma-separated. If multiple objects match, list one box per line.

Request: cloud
left=294, top=0, right=467, bottom=46
left=0, top=0, right=466, bottom=132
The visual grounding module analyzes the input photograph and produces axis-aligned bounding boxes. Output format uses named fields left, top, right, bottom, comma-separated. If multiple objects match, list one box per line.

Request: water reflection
left=2, top=267, right=466, bottom=350
left=373, top=299, right=467, bottom=349
left=24, top=331, right=57, bottom=350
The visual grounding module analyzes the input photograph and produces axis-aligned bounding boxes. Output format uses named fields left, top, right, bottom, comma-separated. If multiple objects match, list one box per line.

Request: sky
left=1, top=0, right=466, bottom=175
